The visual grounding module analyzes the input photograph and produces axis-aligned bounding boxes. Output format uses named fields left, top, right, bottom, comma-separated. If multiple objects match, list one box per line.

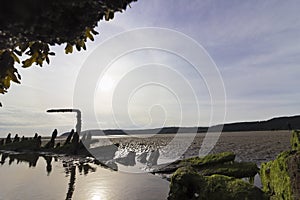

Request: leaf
left=85, top=29, right=94, bottom=41
left=65, top=43, right=73, bottom=54
left=16, top=72, right=21, bottom=80
left=37, top=58, right=43, bottom=66
left=10, top=52, right=20, bottom=63
left=3, top=77, right=11, bottom=88
left=13, top=49, right=22, bottom=56
left=11, top=73, right=20, bottom=84
left=75, top=44, right=81, bottom=51
left=22, top=58, right=34, bottom=68
left=91, top=29, right=99, bottom=35
left=46, top=56, right=50, bottom=64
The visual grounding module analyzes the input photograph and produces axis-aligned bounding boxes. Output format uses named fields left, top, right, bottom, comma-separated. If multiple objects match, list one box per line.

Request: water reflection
left=0, top=152, right=99, bottom=200
left=0, top=149, right=169, bottom=200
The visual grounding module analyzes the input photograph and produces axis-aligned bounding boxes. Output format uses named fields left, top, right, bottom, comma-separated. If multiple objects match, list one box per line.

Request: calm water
left=0, top=131, right=291, bottom=200
left=0, top=152, right=169, bottom=200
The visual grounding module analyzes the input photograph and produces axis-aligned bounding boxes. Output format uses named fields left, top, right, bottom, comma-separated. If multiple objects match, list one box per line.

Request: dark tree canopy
left=0, top=0, right=137, bottom=95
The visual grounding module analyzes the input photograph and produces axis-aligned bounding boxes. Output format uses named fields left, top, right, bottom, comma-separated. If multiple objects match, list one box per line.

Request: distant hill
left=60, top=115, right=300, bottom=137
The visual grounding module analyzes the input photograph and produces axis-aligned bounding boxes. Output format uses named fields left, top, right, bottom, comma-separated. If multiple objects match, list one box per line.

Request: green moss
left=152, top=152, right=236, bottom=174
left=168, top=167, right=267, bottom=200
left=291, top=130, right=300, bottom=151
left=169, top=166, right=206, bottom=200
left=181, top=152, right=235, bottom=167
left=205, top=174, right=267, bottom=200
left=199, top=162, right=258, bottom=179
left=260, top=150, right=294, bottom=199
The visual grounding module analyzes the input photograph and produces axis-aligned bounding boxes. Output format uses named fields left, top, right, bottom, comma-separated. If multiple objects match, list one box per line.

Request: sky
left=1, top=0, right=300, bottom=136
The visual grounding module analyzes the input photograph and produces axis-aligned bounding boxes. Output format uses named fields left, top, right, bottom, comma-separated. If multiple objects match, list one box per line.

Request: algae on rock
left=291, top=130, right=300, bottom=151
left=168, top=166, right=267, bottom=200
left=260, top=130, right=300, bottom=200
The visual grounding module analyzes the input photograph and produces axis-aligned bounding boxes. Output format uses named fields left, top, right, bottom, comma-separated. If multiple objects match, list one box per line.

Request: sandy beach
left=104, top=130, right=291, bottom=165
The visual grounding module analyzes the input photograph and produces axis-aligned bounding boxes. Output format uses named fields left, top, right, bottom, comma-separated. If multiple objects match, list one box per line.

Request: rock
left=137, top=151, right=148, bottom=163
left=0, top=137, right=41, bottom=151
left=260, top=130, right=300, bottom=200
left=168, top=166, right=205, bottom=200
left=291, top=130, right=300, bottom=151
left=64, top=129, right=74, bottom=145
left=168, top=166, right=267, bottom=200
left=116, top=151, right=136, bottom=166
left=147, top=150, right=159, bottom=166
left=5, top=133, right=12, bottom=144
left=105, top=160, right=118, bottom=171
left=198, top=162, right=258, bottom=179
left=261, top=150, right=300, bottom=200
left=183, top=152, right=236, bottom=167
left=13, top=134, right=20, bottom=143
left=152, top=152, right=235, bottom=174
left=44, top=129, right=58, bottom=149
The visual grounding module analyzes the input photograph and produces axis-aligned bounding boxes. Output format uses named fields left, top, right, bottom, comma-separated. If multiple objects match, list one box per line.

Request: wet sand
left=0, top=131, right=291, bottom=199
left=106, top=130, right=291, bottom=165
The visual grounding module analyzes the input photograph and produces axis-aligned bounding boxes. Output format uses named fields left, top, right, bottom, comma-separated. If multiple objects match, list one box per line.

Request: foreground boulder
left=260, top=130, right=300, bottom=200
left=153, top=152, right=258, bottom=181
left=291, top=130, right=300, bottom=151
left=152, top=152, right=235, bottom=174
left=168, top=167, right=267, bottom=200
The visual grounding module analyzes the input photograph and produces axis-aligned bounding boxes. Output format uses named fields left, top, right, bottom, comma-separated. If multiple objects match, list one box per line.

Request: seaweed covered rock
left=168, top=167, right=206, bottom=200
left=153, top=152, right=235, bottom=174
left=198, top=162, right=258, bottom=179
left=168, top=167, right=267, bottom=200
left=291, top=130, right=300, bottom=151
left=183, top=152, right=236, bottom=167
left=260, top=130, right=300, bottom=200
left=153, top=151, right=258, bottom=180
left=260, top=150, right=300, bottom=199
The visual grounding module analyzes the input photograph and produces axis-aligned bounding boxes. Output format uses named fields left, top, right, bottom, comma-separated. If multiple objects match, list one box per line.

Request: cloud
left=1, top=1, right=300, bottom=134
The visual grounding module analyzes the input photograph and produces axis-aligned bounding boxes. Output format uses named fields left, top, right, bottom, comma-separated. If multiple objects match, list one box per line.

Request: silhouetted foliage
left=0, top=0, right=137, bottom=98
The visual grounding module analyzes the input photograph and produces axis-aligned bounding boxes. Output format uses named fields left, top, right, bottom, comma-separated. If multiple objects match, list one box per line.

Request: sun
left=99, top=75, right=115, bottom=91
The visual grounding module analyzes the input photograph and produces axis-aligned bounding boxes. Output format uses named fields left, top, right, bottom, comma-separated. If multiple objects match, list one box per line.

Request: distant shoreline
left=61, top=115, right=300, bottom=137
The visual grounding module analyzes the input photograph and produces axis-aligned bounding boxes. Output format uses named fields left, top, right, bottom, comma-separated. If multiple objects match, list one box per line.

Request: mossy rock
left=168, top=166, right=206, bottom=200
left=153, top=152, right=235, bottom=174
left=182, top=152, right=235, bottom=167
left=198, top=162, right=258, bottom=179
left=260, top=150, right=300, bottom=200
left=291, top=130, right=300, bottom=151
left=168, top=167, right=267, bottom=200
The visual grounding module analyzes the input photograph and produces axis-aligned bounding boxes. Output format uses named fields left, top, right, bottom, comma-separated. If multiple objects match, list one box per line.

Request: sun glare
left=99, top=75, right=115, bottom=91
left=92, top=195, right=101, bottom=200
